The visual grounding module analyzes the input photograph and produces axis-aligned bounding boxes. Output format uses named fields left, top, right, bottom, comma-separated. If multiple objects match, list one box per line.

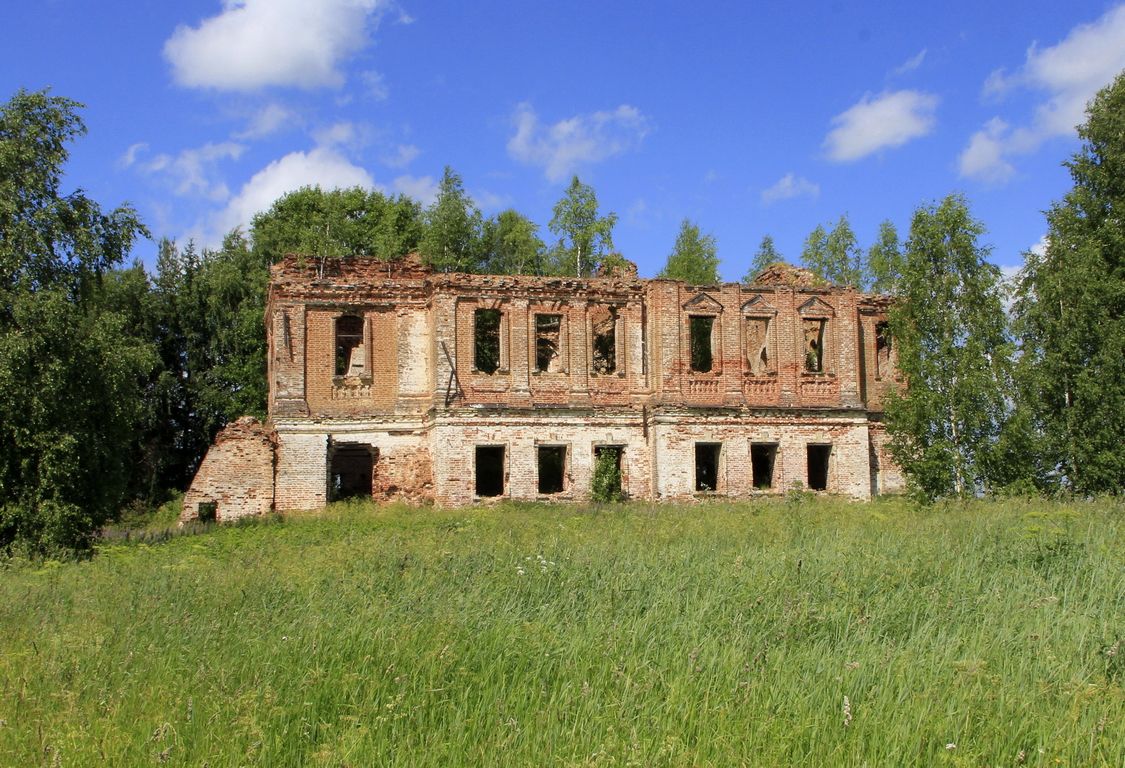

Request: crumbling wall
left=182, top=417, right=277, bottom=523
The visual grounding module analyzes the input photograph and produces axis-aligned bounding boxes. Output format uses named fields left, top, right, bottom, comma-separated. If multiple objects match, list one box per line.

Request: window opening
left=807, top=444, right=831, bottom=491
left=690, top=316, right=715, bottom=373
left=695, top=442, right=722, bottom=491
left=475, top=445, right=505, bottom=497
left=534, top=314, right=563, bottom=373
left=474, top=309, right=502, bottom=374
left=592, top=445, right=624, bottom=499
left=330, top=443, right=375, bottom=500
left=537, top=446, right=566, bottom=494
left=875, top=322, right=892, bottom=380
left=803, top=318, right=826, bottom=373
left=751, top=443, right=778, bottom=489
left=590, top=306, right=617, bottom=374
left=197, top=502, right=217, bottom=523
left=745, top=317, right=771, bottom=375
left=335, top=315, right=364, bottom=376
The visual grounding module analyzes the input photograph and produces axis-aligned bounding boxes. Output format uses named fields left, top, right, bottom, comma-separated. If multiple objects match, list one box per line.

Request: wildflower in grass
left=945, top=742, right=956, bottom=750
left=842, top=696, right=852, bottom=728
left=516, top=567, right=526, bottom=576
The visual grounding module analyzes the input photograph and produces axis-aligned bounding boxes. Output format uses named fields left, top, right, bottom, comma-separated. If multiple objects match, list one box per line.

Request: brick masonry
left=184, top=255, right=905, bottom=520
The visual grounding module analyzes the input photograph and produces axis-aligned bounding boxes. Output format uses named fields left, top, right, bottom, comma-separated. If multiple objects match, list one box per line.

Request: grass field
left=1, top=496, right=1122, bottom=766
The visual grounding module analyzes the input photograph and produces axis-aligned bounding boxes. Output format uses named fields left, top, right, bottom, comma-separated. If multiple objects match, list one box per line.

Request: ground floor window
left=593, top=445, right=624, bottom=499
left=330, top=443, right=375, bottom=500
left=807, top=444, right=831, bottom=491
left=475, top=445, right=506, bottom=497
left=695, top=442, right=722, bottom=492
left=751, top=443, right=778, bottom=489
left=537, top=445, right=566, bottom=494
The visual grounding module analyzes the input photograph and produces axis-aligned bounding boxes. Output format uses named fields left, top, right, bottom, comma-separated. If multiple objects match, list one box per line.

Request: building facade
left=182, top=255, right=903, bottom=522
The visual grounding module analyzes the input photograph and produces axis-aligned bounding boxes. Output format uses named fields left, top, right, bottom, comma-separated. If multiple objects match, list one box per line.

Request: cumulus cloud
left=962, top=5, right=1125, bottom=182
left=390, top=174, right=439, bottom=205
left=507, top=102, right=650, bottom=182
left=892, top=49, right=927, bottom=76
left=129, top=141, right=246, bottom=201
left=381, top=143, right=420, bottom=169
left=958, top=118, right=1016, bottom=183
left=237, top=103, right=296, bottom=139
left=215, top=147, right=375, bottom=234
left=164, top=0, right=387, bottom=90
left=761, top=172, right=820, bottom=204
left=824, top=90, right=938, bottom=162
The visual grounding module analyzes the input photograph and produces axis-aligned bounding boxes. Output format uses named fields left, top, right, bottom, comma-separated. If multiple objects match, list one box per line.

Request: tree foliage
left=884, top=195, right=1012, bottom=501
left=659, top=219, right=720, bottom=283
left=481, top=209, right=545, bottom=275
left=0, top=90, right=153, bottom=555
left=867, top=219, right=904, bottom=294
left=743, top=235, right=782, bottom=283
left=1012, top=71, right=1125, bottom=494
left=420, top=166, right=484, bottom=273
left=802, top=215, right=864, bottom=287
left=548, top=176, right=617, bottom=277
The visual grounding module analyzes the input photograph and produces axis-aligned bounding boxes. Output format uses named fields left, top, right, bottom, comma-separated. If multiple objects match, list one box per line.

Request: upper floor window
left=745, top=317, right=773, bottom=375
left=335, top=314, right=365, bottom=377
left=689, top=316, right=715, bottom=373
left=875, top=322, right=892, bottom=380
left=474, top=309, right=502, bottom=374
left=534, top=314, right=563, bottom=373
left=803, top=318, right=826, bottom=373
left=590, top=305, right=617, bottom=375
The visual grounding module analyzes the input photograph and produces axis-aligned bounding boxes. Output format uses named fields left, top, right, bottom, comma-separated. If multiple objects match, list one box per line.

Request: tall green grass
left=1, top=497, right=1122, bottom=766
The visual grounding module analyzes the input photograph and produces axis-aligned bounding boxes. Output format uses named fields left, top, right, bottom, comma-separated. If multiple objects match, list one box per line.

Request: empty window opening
left=807, top=444, right=831, bottom=491
left=537, top=446, right=566, bottom=494
left=197, top=502, right=217, bottom=523
left=690, top=316, right=715, bottom=373
left=695, top=442, right=722, bottom=492
left=745, top=317, right=771, bottom=375
left=335, top=315, right=364, bottom=376
left=330, top=443, right=375, bottom=500
left=875, top=322, right=892, bottom=380
left=534, top=314, right=563, bottom=373
left=474, top=309, right=502, bottom=374
left=593, top=445, right=624, bottom=498
left=475, top=445, right=505, bottom=497
left=751, top=444, right=778, bottom=489
left=591, top=306, right=617, bottom=374
left=803, top=318, right=826, bottom=373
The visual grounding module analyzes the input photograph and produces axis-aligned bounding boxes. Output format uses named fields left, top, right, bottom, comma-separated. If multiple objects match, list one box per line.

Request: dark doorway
left=695, top=442, right=721, bottom=491
left=197, top=502, right=217, bottom=523
left=807, top=444, right=831, bottom=491
left=537, top=446, right=566, bottom=494
left=689, top=316, right=714, bottom=372
left=751, top=443, right=778, bottom=489
left=475, top=445, right=505, bottom=497
left=593, top=445, right=624, bottom=498
left=330, top=443, right=375, bottom=500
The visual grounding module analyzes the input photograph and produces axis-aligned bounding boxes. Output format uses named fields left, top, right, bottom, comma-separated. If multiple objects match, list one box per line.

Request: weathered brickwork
left=184, top=255, right=905, bottom=519
left=182, top=416, right=276, bottom=522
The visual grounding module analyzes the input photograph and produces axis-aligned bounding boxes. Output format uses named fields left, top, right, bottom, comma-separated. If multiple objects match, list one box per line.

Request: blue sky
left=5, top=1, right=1125, bottom=281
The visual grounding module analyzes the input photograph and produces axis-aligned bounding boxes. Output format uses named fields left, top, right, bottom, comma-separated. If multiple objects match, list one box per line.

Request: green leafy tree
left=1012, top=71, right=1125, bottom=494
left=548, top=176, right=617, bottom=277
left=802, top=215, right=864, bottom=286
left=800, top=224, right=829, bottom=282
left=884, top=195, right=1012, bottom=501
left=481, top=209, right=545, bottom=275
left=0, top=90, right=152, bottom=555
left=658, top=219, right=720, bottom=283
left=743, top=235, right=782, bottom=283
left=867, top=219, right=904, bottom=294
left=420, top=166, right=484, bottom=273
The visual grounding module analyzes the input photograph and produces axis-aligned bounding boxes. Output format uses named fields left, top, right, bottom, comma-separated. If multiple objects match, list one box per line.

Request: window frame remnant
left=334, top=314, right=365, bottom=377
left=694, top=442, right=722, bottom=492
left=745, top=316, right=774, bottom=376
left=875, top=321, right=892, bottom=381
left=197, top=501, right=217, bottom=523
left=803, top=318, right=827, bottom=373
left=537, top=445, right=567, bottom=494
left=751, top=443, right=778, bottom=489
left=806, top=443, right=831, bottom=491
left=590, top=305, right=618, bottom=375
left=475, top=445, right=506, bottom=497
left=689, top=315, right=715, bottom=373
left=534, top=313, right=564, bottom=373
left=474, top=308, right=502, bottom=375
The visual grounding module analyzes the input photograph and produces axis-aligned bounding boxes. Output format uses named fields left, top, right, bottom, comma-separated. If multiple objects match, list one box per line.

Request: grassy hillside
left=1, top=497, right=1122, bottom=766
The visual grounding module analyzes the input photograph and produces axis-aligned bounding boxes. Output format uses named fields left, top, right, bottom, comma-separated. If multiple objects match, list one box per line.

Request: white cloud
left=119, top=142, right=149, bottom=168
left=391, top=174, right=439, bottom=205
left=216, top=147, right=375, bottom=234
left=507, top=102, right=650, bottom=182
left=237, top=103, right=295, bottom=139
left=824, top=90, right=938, bottom=162
left=135, top=141, right=246, bottom=201
left=164, top=0, right=387, bottom=91
left=381, top=143, right=420, bottom=169
left=361, top=70, right=390, bottom=101
left=761, top=172, right=820, bottom=204
left=963, top=5, right=1125, bottom=182
left=892, top=48, right=927, bottom=76
left=471, top=189, right=510, bottom=212
left=958, top=118, right=1016, bottom=183
left=312, top=121, right=372, bottom=151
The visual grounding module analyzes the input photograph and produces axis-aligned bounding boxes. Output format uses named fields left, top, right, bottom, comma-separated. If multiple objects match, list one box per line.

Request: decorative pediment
left=682, top=292, right=724, bottom=313
left=741, top=294, right=778, bottom=316
left=798, top=296, right=836, bottom=317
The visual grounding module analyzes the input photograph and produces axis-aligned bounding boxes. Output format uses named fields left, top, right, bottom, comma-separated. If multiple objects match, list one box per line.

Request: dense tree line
left=2, top=73, right=1123, bottom=555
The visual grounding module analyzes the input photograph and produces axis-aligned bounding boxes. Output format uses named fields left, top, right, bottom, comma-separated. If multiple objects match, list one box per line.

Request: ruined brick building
left=183, top=255, right=903, bottom=522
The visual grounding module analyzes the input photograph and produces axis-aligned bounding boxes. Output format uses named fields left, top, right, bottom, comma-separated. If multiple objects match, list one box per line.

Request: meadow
left=1, top=496, right=1122, bottom=767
